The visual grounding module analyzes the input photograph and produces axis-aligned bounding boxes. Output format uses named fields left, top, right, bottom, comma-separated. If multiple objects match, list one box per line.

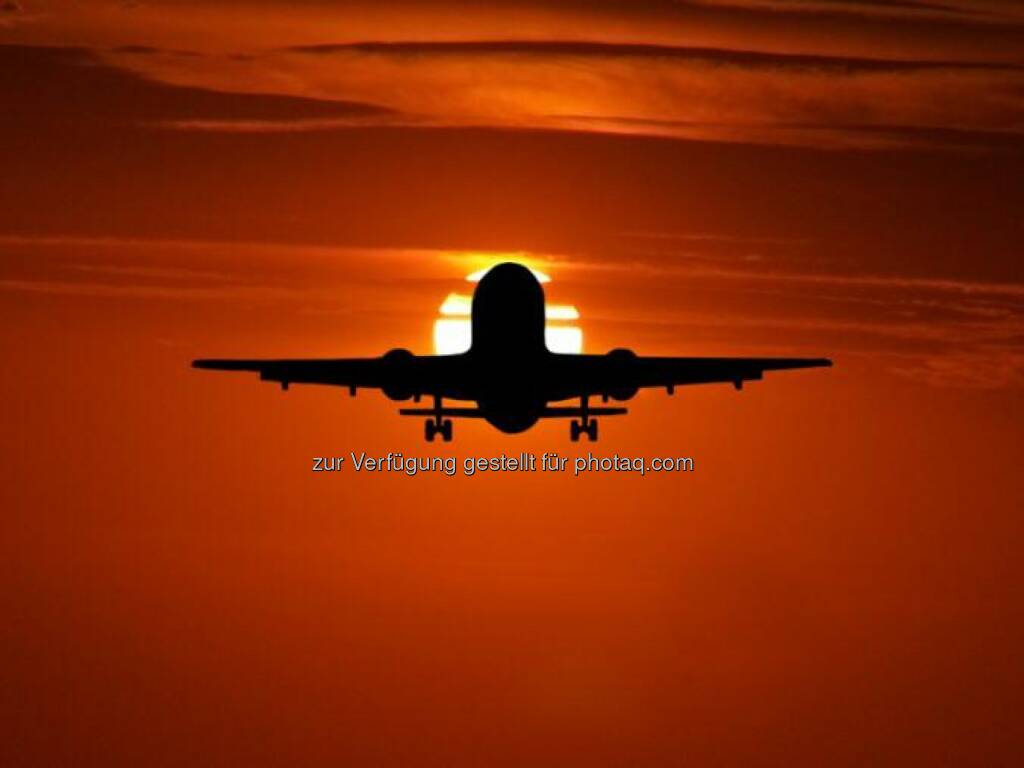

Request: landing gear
left=424, top=395, right=453, bottom=442
left=425, top=419, right=453, bottom=442
left=569, top=395, right=599, bottom=442
left=570, top=419, right=597, bottom=442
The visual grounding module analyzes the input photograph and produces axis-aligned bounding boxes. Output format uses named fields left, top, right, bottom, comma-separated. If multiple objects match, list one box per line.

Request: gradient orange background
left=2, top=2, right=1023, bottom=766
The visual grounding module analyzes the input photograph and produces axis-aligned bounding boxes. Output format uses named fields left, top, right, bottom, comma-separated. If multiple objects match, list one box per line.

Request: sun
left=433, top=263, right=583, bottom=354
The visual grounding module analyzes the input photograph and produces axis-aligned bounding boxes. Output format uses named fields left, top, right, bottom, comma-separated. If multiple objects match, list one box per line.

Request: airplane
left=193, top=262, right=831, bottom=441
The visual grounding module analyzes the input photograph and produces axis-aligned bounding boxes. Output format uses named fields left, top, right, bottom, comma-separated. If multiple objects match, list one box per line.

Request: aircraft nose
left=480, top=262, right=534, bottom=284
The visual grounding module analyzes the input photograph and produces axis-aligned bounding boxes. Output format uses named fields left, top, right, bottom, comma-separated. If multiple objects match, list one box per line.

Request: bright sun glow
left=465, top=266, right=551, bottom=284
left=434, top=267, right=582, bottom=354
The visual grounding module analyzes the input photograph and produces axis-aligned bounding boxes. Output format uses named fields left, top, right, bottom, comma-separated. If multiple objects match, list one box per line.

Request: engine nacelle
left=605, top=348, right=638, bottom=401
left=381, top=348, right=415, bottom=400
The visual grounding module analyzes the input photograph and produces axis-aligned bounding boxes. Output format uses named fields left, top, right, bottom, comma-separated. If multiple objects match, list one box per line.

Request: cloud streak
left=97, top=37, right=1024, bottom=149
left=286, top=40, right=1024, bottom=73
left=0, top=45, right=393, bottom=128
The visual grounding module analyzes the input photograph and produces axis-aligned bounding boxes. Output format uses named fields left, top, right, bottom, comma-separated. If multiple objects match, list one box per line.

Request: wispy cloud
left=96, top=36, right=1024, bottom=149
left=689, top=0, right=1023, bottom=23
left=0, top=45, right=394, bottom=129
left=0, top=277, right=299, bottom=302
left=285, top=41, right=1024, bottom=73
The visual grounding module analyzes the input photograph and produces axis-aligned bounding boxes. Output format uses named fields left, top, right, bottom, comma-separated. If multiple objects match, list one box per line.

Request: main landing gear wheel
left=423, top=394, right=454, bottom=442
left=425, top=418, right=453, bottom=442
left=570, top=419, right=598, bottom=442
left=570, top=394, right=599, bottom=441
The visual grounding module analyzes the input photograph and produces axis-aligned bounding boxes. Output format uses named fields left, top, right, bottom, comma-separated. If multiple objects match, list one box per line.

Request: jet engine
left=381, top=348, right=415, bottom=400
left=605, top=348, right=639, bottom=401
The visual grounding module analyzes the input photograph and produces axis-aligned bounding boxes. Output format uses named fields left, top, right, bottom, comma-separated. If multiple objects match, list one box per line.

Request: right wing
left=546, top=353, right=832, bottom=399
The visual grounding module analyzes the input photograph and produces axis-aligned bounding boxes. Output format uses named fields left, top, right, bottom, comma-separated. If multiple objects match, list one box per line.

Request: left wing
left=192, top=353, right=467, bottom=399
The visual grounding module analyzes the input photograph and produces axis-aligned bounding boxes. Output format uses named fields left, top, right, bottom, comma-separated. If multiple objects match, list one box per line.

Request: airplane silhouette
left=193, top=262, right=831, bottom=441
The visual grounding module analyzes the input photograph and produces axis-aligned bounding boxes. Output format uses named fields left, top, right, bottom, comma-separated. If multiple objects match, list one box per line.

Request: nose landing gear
left=569, top=395, right=599, bottom=442
left=424, top=395, right=453, bottom=442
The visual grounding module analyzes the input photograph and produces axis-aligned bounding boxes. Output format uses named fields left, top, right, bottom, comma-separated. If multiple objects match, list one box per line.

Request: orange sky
left=2, top=3, right=1024, bottom=766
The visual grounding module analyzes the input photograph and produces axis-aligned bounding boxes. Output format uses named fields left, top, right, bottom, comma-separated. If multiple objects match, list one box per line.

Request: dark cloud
left=802, top=0, right=980, bottom=13
left=0, top=45, right=393, bottom=126
left=111, top=44, right=202, bottom=58
left=552, top=115, right=1024, bottom=152
left=288, top=39, right=1024, bottom=74
left=687, top=0, right=1024, bottom=25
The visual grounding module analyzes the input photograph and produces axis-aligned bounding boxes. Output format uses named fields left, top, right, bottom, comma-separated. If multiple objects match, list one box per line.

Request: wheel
left=570, top=420, right=581, bottom=442
left=441, top=419, right=453, bottom=442
left=425, top=420, right=436, bottom=442
left=587, top=421, right=598, bottom=441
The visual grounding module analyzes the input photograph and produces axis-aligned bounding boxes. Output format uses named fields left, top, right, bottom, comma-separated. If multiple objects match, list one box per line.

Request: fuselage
left=468, top=263, right=549, bottom=432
